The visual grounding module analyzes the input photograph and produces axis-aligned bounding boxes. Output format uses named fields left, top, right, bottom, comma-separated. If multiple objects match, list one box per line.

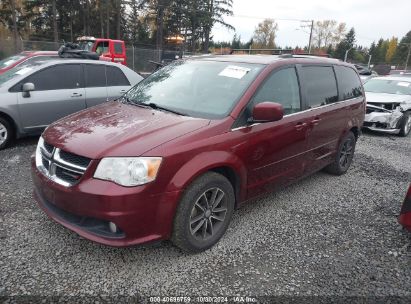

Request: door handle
left=295, top=122, right=307, bottom=131
left=311, top=117, right=321, bottom=126
left=120, top=89, right=127, bottom=94
left=71, top=93, right=83, bottom=98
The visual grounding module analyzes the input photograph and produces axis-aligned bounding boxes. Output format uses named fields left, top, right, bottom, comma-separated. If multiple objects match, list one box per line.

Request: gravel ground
left=0, top=131, right=410, bottom=302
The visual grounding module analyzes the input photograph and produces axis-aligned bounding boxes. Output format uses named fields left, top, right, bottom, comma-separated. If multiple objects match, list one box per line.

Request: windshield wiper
left=121, top=97, right=151, bottom=108
left=145, top=103, right=187, bottom=116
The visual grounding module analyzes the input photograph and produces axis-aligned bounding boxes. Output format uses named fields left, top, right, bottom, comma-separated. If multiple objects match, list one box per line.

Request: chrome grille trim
left=35, top=137, right=90, bottom=187
left=54, top=148, right=88, bottom=172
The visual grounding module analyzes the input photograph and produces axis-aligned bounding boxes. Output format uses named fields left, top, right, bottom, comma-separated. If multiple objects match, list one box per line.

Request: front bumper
left=363, top=106, right=403, bottom=134
left=31, top=156, right=181, bottom=247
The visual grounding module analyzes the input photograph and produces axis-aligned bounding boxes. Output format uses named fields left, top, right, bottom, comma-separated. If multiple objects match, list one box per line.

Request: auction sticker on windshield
left=219, top=65, right=251, bottom=79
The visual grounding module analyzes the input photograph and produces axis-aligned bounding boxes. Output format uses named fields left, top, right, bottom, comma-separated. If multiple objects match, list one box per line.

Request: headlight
left=94, top=157, right=162, bottom=187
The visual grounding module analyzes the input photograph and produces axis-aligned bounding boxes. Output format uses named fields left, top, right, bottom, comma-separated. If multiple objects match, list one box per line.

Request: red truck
left=77, top=36, right=127, bottom=66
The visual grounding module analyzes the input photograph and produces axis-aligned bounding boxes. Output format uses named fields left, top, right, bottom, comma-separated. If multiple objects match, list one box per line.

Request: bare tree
left=98, top=0, right=104, bottom=37
left=9, top=0, right=19, bottom=52
left=312, top=20, right=346, bottom=48
left=116, top=0, right=121, bottom=39
left=106, top=0, right=110, bottom=38
left=52, top=0, right=58, bottom=43
left=252, top=19, right=278, bottom=49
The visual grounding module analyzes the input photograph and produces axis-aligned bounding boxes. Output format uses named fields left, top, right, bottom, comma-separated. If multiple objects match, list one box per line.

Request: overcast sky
left=211, top=0, right=411, bottom=48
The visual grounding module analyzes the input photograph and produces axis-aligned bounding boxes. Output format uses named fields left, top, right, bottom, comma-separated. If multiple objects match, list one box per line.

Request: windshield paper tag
left=219, top=66, right=251, bottom=79
left=15, top=67, right=33, bottom=75
left=397, top=82, right=410, bottom=87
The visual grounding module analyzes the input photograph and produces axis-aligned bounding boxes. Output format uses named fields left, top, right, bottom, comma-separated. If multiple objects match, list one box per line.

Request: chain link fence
left=1, top=39, right=195, bottom=75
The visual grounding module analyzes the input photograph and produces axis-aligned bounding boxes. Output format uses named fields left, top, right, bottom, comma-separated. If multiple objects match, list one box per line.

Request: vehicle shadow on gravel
left=9, top=136, right=39, bottom=149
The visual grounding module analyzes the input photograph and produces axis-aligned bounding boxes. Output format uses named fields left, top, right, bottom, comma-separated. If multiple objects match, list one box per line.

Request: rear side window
left=106, top=66, right=130, bottom=86
left=85, top=64, right=106, bottom=87
left=251, top=67, right=301, bottom=115
left=301, top=66, right=338, bottom=108
left=114, top=42, right=123, bottom=55
left=335, top=66, right=363, bottom=100
left=28, top=64, right=82, bottom=91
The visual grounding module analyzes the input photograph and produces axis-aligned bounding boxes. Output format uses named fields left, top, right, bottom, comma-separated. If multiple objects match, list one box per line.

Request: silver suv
left=0, top=58, right=143, bottom=149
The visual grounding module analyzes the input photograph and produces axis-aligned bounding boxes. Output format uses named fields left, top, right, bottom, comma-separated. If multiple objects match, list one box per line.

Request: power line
left=231, top=14, right=311, bottom=22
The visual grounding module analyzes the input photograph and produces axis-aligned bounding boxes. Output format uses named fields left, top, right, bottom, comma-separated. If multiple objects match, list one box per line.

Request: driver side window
left=251, top=67, right=301, bottom=115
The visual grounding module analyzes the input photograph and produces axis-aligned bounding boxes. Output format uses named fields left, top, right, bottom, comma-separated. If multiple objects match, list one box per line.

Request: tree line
left=214, top=18, right=410, bottom=68
left=1, top=1, right=409, bottom=67
left=0, top=0, right=234, bottom=52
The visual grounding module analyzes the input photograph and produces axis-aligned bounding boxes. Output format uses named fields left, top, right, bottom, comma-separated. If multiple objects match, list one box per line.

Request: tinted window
left=301, top=66, right=338, bottom=107
left=85, top=64, right=106, bottom=87
left=251, top=67, right=301, bottom=115
left=114, top=42, right=123, bottom=54
left=28, top=64, right=82, bottom=91
left=106, top=66, right=130, bottom=86
left=335, top=66, right=363, bottom=100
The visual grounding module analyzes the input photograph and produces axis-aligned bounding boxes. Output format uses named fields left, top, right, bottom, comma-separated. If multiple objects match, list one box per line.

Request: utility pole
left=308, top=20, right=314, bottom=54
left=344, top=48, right=352, bottom=62
left=301, top=20, right=314, bottom=54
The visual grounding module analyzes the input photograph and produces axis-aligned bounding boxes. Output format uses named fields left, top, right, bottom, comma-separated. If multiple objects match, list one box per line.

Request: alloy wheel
left=189, top=187, right=228, bottom=241
left=339, top=137, right=354, bottom=169
left=0, top=122, right=8, bottom=145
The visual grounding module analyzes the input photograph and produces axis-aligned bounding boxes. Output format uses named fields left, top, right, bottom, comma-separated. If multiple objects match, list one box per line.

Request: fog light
left=109, top=222, right=118, bottom=233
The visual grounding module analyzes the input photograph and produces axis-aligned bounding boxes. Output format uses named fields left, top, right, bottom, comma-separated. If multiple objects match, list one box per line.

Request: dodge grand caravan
left=32, top=55, right=365, bottom=253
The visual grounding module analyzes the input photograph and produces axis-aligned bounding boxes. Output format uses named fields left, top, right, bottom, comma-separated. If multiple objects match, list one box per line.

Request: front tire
left=325, top=131, right=356, bottom=175
left=398, top=112, right=411, bottom=137
left=172, top=172, right=235, bottom=253
left=0, top=117, right=13, bottom=150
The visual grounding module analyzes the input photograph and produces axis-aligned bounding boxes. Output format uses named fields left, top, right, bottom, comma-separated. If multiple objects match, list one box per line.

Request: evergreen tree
left=334, top=27, right=356, bottom=60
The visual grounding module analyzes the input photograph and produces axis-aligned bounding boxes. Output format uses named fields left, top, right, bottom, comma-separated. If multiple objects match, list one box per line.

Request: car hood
left=43, top=101, right=210, bottom=159
left=365, top=92, right=411, bottom=104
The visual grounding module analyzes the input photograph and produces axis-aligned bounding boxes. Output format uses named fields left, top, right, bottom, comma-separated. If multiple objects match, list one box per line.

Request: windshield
left=124, top=60, right=264, bottom=119
left=0, top=60, right=44, bottom=87
left=0, top=54, right=26, bottom=70
left=364, top=79, right=411, bottom=95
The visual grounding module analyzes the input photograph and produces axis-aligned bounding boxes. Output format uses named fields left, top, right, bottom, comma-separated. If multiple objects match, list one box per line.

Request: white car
left=363, top=76, right=411, bottom=136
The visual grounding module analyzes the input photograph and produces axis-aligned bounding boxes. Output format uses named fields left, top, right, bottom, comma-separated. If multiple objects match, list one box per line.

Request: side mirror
left=250, top=102, right=284, bottom=123
left=22, top=82, right=35, bottom=98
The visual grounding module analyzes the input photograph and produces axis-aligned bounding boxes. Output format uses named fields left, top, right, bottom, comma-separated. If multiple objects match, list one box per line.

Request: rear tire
left=325, top=131, right=356, bottom=176
left=171, top=172, right=235, bottom=253
left=398, top=112, right=411, bottom=137
left=0, top=117, right=13, bottom=150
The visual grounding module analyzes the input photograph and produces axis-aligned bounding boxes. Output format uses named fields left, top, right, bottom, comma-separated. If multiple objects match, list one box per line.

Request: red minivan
left=31, top=55, right=365, bottom=252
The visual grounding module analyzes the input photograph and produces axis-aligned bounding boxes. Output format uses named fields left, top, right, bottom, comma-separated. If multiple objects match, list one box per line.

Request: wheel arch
left=0, top=111, right=18, bottom=139
left=167, top=151, right=247, bottom=208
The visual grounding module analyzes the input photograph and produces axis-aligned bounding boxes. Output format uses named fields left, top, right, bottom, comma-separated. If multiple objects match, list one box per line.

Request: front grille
left=43, top=142, right=54, bottom=154
left=37, top=140, right=91, bottom=187
left=55, top=166, right=83, bottom=184
left=59, top=150, right=91, bottom=168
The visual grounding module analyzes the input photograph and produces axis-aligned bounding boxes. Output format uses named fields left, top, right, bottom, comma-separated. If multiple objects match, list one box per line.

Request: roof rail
left=279, top=53, right=332, bottom=59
